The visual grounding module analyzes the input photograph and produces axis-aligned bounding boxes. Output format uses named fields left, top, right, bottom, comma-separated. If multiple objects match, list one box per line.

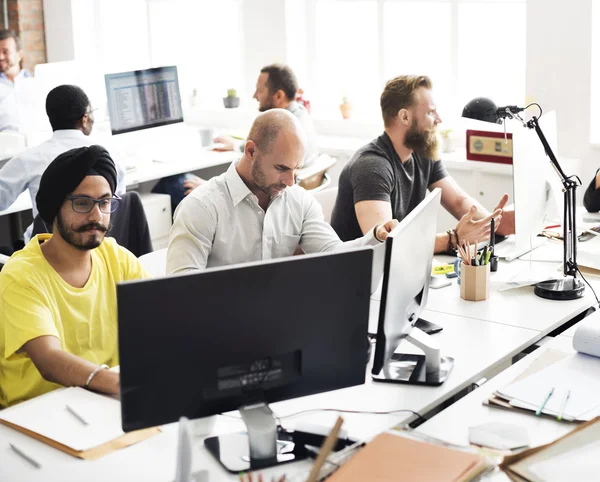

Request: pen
left=485, top=251, right=491, bottom=265
left=557, top=390, right=571, bottom=421
left=9, top=443, right=42, bottom=469
left=490, top=218, right=495, bottom=255
left=481, top=246, right=489, bottom=265
left=65, top=404, right=89, bottom=425
left=536, top=386, right=554, bottom=416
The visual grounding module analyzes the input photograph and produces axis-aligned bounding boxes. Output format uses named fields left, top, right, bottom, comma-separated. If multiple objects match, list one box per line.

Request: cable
left=219, top=407, right=427, bottom=424
left=577, top=267, right=600, bottom=308
left=277, top=407, right=427, bottom=424
left=524, top=102, right=543, bottom=118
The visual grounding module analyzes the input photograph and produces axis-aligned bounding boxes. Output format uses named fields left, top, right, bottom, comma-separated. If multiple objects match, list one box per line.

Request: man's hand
left=375, top=219, right=399, bottom=242
left=493, top=194, right=515, bottom=236
left=212, top=135, right=235, bottom=151
left=456, top=206, right=502, bottom=245
left=183, top=175, right=206, bottom=196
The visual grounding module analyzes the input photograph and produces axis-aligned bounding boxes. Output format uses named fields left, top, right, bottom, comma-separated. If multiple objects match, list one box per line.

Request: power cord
left=577, top=267, right=600, bottom=308
left=219, top=407, right=427, bottom=424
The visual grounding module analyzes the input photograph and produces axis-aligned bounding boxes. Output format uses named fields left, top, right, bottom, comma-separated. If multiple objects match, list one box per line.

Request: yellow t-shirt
left=0, top=234, right=150, bottom=407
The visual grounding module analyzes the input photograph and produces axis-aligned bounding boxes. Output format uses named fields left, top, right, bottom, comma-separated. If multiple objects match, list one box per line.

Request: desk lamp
left=463, top=98, right=584, bottom=301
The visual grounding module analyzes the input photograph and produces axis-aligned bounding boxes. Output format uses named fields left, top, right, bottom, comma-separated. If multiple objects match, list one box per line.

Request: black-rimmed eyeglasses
left=65, top=195, right=121, bottom=214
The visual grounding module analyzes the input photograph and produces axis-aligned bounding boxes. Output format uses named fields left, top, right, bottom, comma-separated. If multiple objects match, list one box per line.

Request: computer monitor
left=371, top=188, right=454, bottom=386
left=104, top=65, right=184, bottom=135
left=494, top=110, right=561, bottom=260
left=461, top=113, right=561, bottom=261
left=117, top=248, right=372, bottom=473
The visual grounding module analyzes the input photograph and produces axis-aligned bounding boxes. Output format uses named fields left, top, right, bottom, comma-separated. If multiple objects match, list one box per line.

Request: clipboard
left=0, top=417, right=160, bottom=460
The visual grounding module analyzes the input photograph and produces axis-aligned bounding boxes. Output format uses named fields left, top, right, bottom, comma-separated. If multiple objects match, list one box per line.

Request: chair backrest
left=139, top=248, right=167, bottom=277
left=296, top=153, right=337, bottom=191
left=312, top=186, right=339, bottom=224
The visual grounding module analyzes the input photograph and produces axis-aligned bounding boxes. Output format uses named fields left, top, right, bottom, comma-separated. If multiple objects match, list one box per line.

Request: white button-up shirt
left=167, top=162, right=380, bottom=273
left=0, top=69, right=31, bottom=132
left=0, top=129, right=126, bottom=240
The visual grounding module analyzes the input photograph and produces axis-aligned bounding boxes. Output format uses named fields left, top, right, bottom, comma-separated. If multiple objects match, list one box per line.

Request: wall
left=1, top=0, right=46, bottom=71
left=526, top=0, right=598, bottom=199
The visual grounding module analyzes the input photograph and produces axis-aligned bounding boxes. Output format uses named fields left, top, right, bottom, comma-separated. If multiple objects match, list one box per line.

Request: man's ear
left=273, top=89, right=286, bottom=107
left=245, top=140, right=256, bottom=159
left=397, top=108, right=410, bottom=126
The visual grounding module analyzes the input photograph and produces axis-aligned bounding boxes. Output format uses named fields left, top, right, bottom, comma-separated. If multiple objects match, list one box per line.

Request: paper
left=0, top=387, right=124, bottom=452
left=528, top=440, right=600, bottom=481
left=468, top=422, right=529, bottom=450
left=497, top=353, right=600, bottom=419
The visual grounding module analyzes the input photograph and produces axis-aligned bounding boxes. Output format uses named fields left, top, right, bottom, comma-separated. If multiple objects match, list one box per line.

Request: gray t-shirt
left=331, top=132, right=448, bottom=241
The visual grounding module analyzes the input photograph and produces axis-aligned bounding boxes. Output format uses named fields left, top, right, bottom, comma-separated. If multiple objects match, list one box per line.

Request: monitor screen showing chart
left=104, top=66, right=183, bottom=135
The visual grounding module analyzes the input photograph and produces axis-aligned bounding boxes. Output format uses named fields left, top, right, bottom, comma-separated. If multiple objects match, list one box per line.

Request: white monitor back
left=510, top=111, right=560, bottom=257
left=375, top=188, right=441, bottom=367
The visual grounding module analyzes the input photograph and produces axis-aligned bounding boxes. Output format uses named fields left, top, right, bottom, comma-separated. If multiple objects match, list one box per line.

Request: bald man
left=0, top=146, right=148, bottom=407
left=167, top=109, right=398, bottom=273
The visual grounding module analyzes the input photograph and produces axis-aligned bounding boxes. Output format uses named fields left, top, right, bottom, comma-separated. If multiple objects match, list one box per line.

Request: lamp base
left=534, top=278, right=585, bottom=301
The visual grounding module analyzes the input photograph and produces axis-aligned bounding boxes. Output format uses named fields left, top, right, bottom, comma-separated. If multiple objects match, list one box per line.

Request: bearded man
left=330, top=75, right=515, bottom=253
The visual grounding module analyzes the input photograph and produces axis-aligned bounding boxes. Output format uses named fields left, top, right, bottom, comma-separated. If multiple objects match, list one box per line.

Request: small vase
left=340, top=102, right=352, bottom=119
left=223, top=96, right=240, bottom=108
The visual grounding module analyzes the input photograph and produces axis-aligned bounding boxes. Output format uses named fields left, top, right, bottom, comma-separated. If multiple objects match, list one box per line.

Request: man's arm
left=0, top=154, right=29, bottom=211
left=166, top=197, right=215, bottom=274
left=300, top=195, right=396, bottom=253
left=23, top=335, right=119, bottom=395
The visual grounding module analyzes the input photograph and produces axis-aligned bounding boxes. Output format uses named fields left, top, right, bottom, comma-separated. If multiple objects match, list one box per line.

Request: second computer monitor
left=104, top=65, right=184, bottom=135
left=371, top=188, right=453, bottom=385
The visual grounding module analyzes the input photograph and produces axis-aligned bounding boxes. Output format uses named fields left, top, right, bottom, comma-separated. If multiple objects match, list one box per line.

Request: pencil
left=305, top=416, right=344, bottom=482
left=557, top=390, right=571, bottom=421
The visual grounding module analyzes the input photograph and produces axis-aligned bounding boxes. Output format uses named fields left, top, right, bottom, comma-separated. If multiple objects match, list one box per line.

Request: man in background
left=0, top=29, right=31, bottom=132
left=0, top=84, right=126, bottom=242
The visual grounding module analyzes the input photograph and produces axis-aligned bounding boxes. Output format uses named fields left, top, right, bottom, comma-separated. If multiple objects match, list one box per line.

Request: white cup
left=198, top=128, right=214, bottom=147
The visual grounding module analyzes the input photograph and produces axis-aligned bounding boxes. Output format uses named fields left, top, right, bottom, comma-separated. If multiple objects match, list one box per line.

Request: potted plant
left=223, top=88, right=240, bottom=108
left=439, top=128, right=455, bottom=153
left=340, top=96, right=352, bottom=119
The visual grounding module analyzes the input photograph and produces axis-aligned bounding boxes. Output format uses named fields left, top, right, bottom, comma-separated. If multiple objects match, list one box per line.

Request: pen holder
left=457, top=262, right=490, bottom=301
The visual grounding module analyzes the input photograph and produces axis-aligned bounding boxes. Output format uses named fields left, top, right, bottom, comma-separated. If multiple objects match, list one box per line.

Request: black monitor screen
left=104, top=65, right=183, bottom=135
left=117, top=249, right=373, bottom=432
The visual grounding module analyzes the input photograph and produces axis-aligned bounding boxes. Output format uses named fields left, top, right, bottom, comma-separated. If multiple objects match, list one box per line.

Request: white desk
left=0, top=307, right=541, bottom=482
left=426, top=254, right=599, bottom=336
left=0, top=150, right=239, bottom=216
left=414, top=336, right=577, bottom=481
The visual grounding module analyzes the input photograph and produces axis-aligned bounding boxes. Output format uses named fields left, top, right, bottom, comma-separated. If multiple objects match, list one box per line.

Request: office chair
left=32, top=191, right=153, bottom=257
left=295, top=154, right=337, bottom=191
left=311, top=186, right=339, bottom=224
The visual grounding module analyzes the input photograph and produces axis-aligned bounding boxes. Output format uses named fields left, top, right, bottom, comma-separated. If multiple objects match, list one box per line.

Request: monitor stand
left=372, top=327, right=454, bottom=386
left=204, top=402, right=307, bottom=473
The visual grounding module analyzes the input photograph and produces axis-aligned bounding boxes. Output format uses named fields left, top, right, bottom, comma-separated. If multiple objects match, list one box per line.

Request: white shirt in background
left=167, top=161, right=380, bottom=273
left=0, top=70, right=32, bottom=132
left=0, top=129, right=126, bottom=241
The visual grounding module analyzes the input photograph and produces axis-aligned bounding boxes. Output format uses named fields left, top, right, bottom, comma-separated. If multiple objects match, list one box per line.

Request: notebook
left=327, top=432, right=489, bottom=482
left=0, top=387, right=159, bottom=459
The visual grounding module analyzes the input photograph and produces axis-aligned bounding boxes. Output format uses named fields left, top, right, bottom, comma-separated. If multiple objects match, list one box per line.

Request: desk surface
left=426, top=253, right=599, bottom=336
left=0, top=307, right=539, bottom=482
left=414, top=336, right=577, bottom=481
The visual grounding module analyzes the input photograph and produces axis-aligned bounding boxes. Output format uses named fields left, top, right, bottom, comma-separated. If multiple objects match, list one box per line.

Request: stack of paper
left=494, top=353, right=600, bottom=421
left=0, top=387, right=160, bottom=459
left=502, top=416, right=600, bottom=482
left=0, top=387, right=124, bottom=451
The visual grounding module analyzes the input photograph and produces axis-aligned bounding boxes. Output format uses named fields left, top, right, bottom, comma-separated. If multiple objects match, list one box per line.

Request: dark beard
left=56, top=211, right=111, bottom=251
left=405, top=122, right=440, bottom=160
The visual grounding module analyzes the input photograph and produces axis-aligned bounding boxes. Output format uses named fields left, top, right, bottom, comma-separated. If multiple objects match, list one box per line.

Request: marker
left=557, top=390, right=571, bottom=421
left=432, top=264, right=454, bottom=275
left=490, top=218, right=495, bottom=255
left=536, top=386, right=555, bottom=416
